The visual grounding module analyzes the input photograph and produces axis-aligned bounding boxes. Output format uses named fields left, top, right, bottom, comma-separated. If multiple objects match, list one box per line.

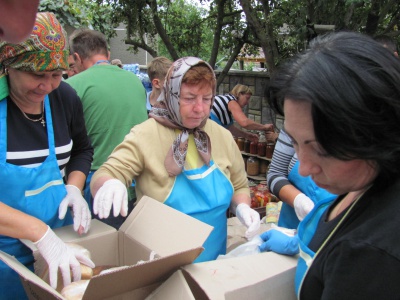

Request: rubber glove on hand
left=59, top=185, right=91, bottom=234
left=34, top=226, right=95, bottom=289
left=293, top=193, right=314, bottom=221
left=235, top=203, right=261, bottom=240
left=259, top=229, right=299, bottom=255
left=93, top=179, right=128, bottom=219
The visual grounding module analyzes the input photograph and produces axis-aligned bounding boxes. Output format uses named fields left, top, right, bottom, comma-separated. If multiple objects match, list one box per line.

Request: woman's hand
left=235, top=203, right=261, bottom=240
left=259, top=230, right=299, bottom=255
left=92, top=179, right=128, bottom=219
left=34, top=226, right=95, bottom=289
left=59, top=185, right=91, bottom=234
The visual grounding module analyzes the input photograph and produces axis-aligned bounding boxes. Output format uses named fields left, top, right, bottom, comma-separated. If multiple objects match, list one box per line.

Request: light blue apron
left=0, top=96, right=72, bottom=299
left=279, top=161, right=336, bottom=229
left=209, top=112, right=233, bottom=129
left=164, top=160, right=233, bottom=262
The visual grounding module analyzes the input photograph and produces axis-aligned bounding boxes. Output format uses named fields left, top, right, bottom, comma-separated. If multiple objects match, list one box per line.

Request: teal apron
left=0, top=96, right=72, bottom=299
left=279, top=161, right=336, bottom=229
left=209, top=112, right=233, bottom=129
left=295, top=194, right=361, bottom=298
left=164, top=160, right=233, bottom=262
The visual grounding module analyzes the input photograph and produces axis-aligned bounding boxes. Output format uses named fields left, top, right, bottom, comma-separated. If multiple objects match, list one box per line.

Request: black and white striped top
left=211, top=93, right=236, bottom=126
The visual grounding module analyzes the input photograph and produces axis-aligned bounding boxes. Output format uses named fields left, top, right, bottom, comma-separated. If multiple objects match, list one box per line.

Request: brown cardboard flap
left=82, top=247, right=204, bottom=299
left=0, top=250, right=63, bottom=299
left=180, top=252, right=298, bottom=300
left=119, top=196, right=213, bottom=263
left=146, top=270, right=197, bottom=300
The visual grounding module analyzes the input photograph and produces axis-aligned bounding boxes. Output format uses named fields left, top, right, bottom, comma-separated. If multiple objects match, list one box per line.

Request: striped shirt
left=267, top=129, right=298, bottom=196
left=211, top=93, right=236, bottom=126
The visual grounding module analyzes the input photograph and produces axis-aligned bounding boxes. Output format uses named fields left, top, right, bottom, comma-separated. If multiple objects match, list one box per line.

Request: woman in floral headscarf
left=91, top=57, right=260, bottom=262
left=0, top=12, right=94, bottom=298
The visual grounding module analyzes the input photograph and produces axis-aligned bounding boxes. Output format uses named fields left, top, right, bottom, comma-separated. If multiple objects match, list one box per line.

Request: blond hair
left=230, top=84, right=253, bottom=98
left=147, top=56, right=172, bottom=81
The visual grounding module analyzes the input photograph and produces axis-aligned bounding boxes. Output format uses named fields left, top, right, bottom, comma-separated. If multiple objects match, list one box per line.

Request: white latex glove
left=34, top=226, right=95, bottom=289
left=59, top=185, right=91, bottom=234
left=293, top=193, right=315, bottom=221
left=93, top=179, right=128, bottom=219
left=235, top=203, right=261, bottom=240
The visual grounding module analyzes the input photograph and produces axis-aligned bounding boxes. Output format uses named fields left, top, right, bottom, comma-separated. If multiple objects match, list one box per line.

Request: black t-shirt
left=299, top=182, right=400, bottom=299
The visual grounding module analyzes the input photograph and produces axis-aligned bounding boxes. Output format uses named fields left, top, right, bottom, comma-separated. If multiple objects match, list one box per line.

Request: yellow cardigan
left=91, top=118, right=250, bottom=203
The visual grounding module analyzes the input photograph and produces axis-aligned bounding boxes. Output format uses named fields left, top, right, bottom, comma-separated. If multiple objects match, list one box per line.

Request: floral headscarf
left=0, top=12, right=68, bottom=99
left=149, top=57, right=216, bottom=176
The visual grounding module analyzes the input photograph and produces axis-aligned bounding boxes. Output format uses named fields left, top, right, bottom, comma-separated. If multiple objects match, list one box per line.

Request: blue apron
left=0, top=96, right=72, bottom=299
left=164, top=160, right=233, bottom=262
left=278, top=161, right=336, bottom=229
left=209, top=112, right=233, bottom=129
left=295, top=193, right=362, bottom=298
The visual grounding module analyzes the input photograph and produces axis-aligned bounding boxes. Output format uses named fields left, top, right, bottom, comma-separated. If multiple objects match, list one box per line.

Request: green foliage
left=39, top=0, right=117, bottom=39
left=157, top=0, right=211, bottom=58
left=39, top=0, right=400, bottom=72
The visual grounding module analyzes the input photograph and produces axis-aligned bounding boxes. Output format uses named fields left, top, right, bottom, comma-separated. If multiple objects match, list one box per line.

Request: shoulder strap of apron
left=0, top=99, right=7, bottom=162
left=44, top=95, right=56, bottom=156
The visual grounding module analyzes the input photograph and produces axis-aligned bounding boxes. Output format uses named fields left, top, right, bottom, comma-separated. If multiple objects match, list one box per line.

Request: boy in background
left=146, top=56, right=172, bottom=113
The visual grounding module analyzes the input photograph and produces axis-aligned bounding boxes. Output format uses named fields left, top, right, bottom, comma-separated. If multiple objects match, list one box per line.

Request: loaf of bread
left=34, top=242, right=93, bottom=292
left=61, top=280, right=90, bottom=300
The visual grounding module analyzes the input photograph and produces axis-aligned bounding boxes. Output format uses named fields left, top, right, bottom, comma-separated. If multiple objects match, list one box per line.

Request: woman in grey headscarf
left=91, top=57, right=260, bottom=262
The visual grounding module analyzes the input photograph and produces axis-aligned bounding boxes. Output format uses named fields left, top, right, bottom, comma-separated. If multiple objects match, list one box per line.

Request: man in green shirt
left=67, top=28, right=148, bottom=228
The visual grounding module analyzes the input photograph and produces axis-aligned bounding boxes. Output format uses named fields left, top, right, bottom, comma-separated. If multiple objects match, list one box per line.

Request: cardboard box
left=0, top=196, right=213, bottom=299
left=148, top=251, right=298, bottom=300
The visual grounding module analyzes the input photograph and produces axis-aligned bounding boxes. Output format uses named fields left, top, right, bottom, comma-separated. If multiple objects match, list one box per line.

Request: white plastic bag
left=217, top=236, right=263, bottom=260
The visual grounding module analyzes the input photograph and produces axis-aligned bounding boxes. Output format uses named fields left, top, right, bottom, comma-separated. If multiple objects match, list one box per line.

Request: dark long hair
left=269, top=31, right=400, bottom=188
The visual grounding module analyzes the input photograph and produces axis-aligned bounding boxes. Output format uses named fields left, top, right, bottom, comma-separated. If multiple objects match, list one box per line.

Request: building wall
left=108, top=24, right=149, bottom=66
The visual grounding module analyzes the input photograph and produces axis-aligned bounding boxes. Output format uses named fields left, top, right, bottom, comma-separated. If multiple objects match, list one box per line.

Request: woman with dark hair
left=260, top=31, right=400, bottom=299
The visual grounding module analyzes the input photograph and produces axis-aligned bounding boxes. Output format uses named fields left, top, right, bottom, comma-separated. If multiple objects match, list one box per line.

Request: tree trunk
left=239, top=0, right=277, bottom=74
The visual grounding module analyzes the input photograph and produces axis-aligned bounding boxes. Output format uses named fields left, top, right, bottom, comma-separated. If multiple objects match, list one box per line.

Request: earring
left=4, top=68, right=8, bottom=75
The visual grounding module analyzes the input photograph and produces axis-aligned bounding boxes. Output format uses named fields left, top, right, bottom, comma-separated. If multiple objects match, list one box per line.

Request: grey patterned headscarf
left=149, top=57, right=216, bottom=176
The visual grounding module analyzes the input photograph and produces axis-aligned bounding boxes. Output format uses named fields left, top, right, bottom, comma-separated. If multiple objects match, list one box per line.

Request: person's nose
left=193, top=97, right=204, bottom=112
left=38, top=78, right=54, bottom=93
left=297, top=149, right=320, bottom=177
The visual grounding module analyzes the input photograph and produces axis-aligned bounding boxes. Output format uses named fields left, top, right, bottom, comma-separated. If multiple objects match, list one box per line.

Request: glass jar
left=266, top=143, right=275, bottom=159
left=260, top=160, right=269, bottom=175
left=255, top=182, right=270, bottom=207
left=244, top=139, right=251, bottom=153
left=257, top=132, right=267, bottom=157
left=250, top=141, right=258, bottom=154
left=246, top=156, right=260, bottom=176
left=237, top=137, right=245, bottom=151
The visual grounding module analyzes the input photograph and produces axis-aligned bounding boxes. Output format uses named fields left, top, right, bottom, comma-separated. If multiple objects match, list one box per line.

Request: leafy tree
left=39, top=0, right=117, bottom=39
left=42, top=0, right=400, bottom=79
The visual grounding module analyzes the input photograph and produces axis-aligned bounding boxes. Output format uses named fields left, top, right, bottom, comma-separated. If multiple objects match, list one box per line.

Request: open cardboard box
left=0, top=196, right=213, bottom=299
left=148, top=246, right=298, bottom=300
